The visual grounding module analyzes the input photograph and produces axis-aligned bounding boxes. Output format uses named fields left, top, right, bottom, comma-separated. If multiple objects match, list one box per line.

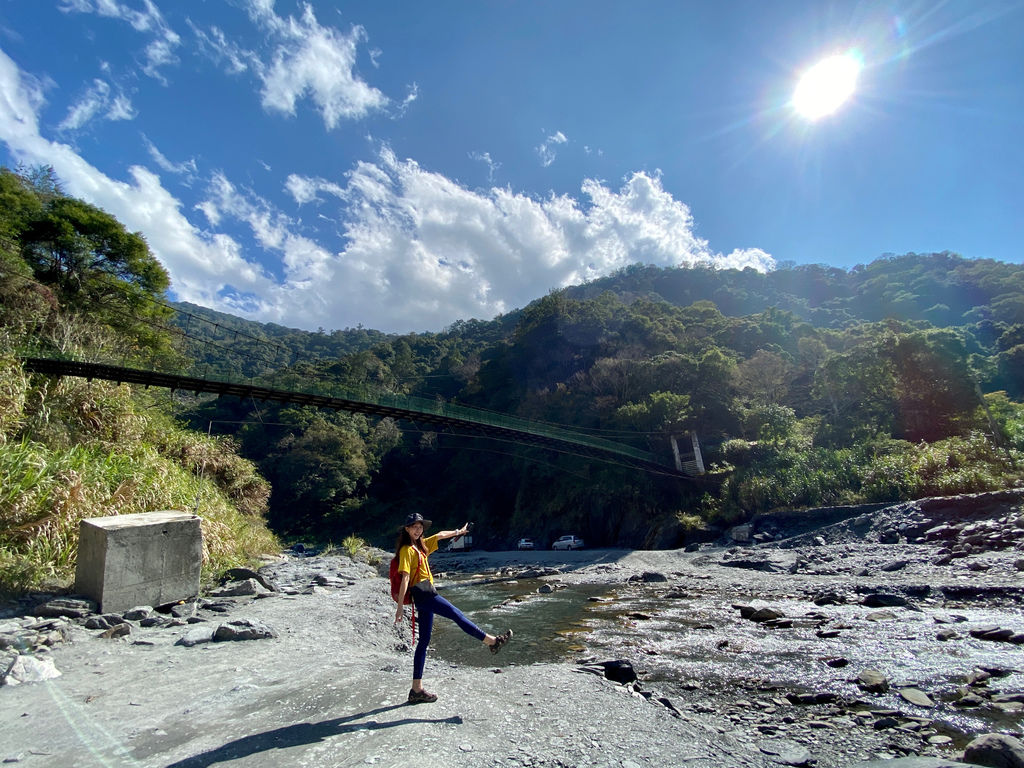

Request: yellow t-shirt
left=397, top=535, right=438, bottom=587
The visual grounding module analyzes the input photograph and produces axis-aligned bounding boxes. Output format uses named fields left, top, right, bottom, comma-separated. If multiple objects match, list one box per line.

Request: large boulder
left=963, top=733, right=1024, bottom=768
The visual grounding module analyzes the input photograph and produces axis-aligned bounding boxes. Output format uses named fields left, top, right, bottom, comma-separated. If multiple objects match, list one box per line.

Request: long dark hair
left=395, top=526, right=427, bottom=558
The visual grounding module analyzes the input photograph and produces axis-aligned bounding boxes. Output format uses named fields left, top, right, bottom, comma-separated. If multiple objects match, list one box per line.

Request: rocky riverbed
left=2, top=490, right=1024, bottom=767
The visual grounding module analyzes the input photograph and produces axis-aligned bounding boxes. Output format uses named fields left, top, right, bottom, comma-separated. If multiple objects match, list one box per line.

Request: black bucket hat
left=400, top=512, right=432, bottom=531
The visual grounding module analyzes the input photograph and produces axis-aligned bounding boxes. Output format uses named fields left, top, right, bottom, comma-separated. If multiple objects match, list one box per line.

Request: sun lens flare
left=792, top=52, right=862, bottom=120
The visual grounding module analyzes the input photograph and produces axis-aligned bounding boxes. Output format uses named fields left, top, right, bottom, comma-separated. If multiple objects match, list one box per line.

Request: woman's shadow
left=164, top=704, right=462, bottom=767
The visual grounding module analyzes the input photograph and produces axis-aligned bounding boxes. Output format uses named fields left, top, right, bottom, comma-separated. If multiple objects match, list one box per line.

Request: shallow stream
left=430, top=573, right=1024, bottom=738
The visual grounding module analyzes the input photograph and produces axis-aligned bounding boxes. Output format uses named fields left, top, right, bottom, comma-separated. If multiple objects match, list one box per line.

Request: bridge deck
left=22, top=357, right=702, bottom=477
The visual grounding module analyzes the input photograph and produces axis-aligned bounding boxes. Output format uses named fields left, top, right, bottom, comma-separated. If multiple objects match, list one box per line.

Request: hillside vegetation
left=176, top=257, right=1024, bottom=549
left=0, top=167, right=277, bottom=594
left=4, top=163, right=1024, bottom=566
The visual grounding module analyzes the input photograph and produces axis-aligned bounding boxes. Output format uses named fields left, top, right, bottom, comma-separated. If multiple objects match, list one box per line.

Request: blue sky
left=1, top=1, right=1022, bottom=333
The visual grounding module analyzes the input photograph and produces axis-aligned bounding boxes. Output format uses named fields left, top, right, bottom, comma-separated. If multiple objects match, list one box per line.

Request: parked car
left=551, top=535, right=585, bottom=550
left=516, top=537, right=535, bottom=550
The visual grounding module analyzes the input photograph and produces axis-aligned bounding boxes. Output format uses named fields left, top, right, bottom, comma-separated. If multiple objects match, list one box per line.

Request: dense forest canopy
left=3, top=165, right=1024, bottom=571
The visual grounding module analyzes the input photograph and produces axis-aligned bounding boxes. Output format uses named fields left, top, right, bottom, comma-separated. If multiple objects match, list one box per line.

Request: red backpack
left=389, top=555, right=413, bottom=604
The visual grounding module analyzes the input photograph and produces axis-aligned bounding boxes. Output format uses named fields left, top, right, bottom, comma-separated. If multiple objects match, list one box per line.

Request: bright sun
left=792, top=53, right=862, bottom=120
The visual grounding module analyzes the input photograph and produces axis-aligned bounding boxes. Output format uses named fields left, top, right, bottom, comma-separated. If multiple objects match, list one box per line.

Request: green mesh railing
left=19, top=347, right=678, bottom=471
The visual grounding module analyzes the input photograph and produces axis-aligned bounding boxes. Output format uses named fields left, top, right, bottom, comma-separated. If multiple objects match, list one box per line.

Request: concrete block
left=75, top=511, right=202, bottom=614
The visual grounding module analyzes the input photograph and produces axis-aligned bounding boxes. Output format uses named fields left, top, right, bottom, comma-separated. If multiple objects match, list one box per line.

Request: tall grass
left=0, top=371, right=279, bottom=594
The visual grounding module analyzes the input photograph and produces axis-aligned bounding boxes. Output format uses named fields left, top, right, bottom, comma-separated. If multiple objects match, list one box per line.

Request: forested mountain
left=4, top=164, right=1024, bottom=562
left=177, top=252, right=1024, bottom=550
left=0, top=167, right=277, bottom=593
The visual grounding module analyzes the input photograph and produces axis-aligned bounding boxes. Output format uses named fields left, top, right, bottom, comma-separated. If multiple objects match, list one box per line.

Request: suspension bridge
left=21, top=356, right=705, bottom=478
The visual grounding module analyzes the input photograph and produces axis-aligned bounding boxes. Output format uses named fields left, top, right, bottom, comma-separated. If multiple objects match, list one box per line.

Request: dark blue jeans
left=412, top=592, right=486, bottom=680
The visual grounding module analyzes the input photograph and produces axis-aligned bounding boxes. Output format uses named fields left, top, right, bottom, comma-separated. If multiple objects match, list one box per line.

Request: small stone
left=122, top=606, right=153, bottom=621
left=879, top=559, right=908, bottom=571
left=858, top=669, right=889, bottom=694
left=99, top=624, right=131, bottom=640
left=866, top=611, right=897, bottom=622
left=898, top=688, right=935, bottom=708
left=862, top=593, right=908, bottom=607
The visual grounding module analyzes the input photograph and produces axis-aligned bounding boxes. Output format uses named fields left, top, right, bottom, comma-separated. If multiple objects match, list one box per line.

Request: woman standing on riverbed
left=394, top=512, right=513, bottom=704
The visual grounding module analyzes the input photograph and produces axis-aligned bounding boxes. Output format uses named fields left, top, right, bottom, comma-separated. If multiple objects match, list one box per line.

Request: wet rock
left=970, top=626, right=1015, bottom=642
left=32, top=597, right=97, bottom=619
left=935, top=629, right=958, bottom=641
left=593, top=659, right=637, bottom=684
left=640, top=571, right=668, bottom=583
left=738, top=606, right=785, bottom=623
left=824, top=657, right=849, bottom=668
left=954, top=692, right=985, bottom=708
left=898, top=688, right=935, bottom=708
left=963, top=733, right=1024, bottom=768
left=857, top=668, right=889, bottom=693
left=880, top=559, right=909, bottom=571
left=812, top=591, right=846, bottom=606
left=2, top=655, right=61, bottom=686
left=862, top=593, right=909, bottom=607
left=213, top=618, right=277, bottom=642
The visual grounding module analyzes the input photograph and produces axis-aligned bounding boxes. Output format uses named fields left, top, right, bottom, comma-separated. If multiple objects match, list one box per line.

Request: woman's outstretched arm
left=435, top=523, right=470, bottom=541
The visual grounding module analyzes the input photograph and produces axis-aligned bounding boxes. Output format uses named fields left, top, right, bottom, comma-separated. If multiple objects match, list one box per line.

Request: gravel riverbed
left=2, top=491, right=1023, bottom=768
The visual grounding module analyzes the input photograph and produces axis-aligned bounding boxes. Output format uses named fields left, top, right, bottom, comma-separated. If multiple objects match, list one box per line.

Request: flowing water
left=429, top=573, right=1024, bottom=738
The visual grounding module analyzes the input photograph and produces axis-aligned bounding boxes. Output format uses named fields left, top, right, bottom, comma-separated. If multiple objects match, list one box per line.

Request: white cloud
left=537, top=130, right=568, bottom=168
left=189, top=22, right=257, bottom=75
left=59, top=0, right=180, bottom=82
left=469, top=151, right=500, bottom=182
left=243, top=147, right=775, bottom=333
left=0, top=47, right=273, bottom=315
left=58, top=79, right=136, bottom=131
left=0, top=47, right=774, bottom=335
left=285, top=174, right=345, bottom=205
left=142, top=135, right=197, bottom=177
left=250, top=3, right=388, bottom=129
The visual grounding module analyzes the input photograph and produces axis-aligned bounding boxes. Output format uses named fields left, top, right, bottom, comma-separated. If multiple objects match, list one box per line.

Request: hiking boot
left=490, top=628, right=513, bottom=654
left=407, top=688, right=438, bottom=704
